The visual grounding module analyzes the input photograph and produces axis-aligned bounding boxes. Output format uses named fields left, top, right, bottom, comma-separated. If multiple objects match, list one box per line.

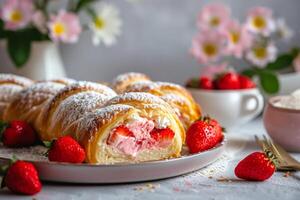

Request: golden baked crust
left=1, top=73, right=188, bottom=164
left=112, top=72, right=151, bottom=93
left=124, top=81, right=201, bottom=129
left=69, top=92, right=184, bottom=164
left=36, top=81, right=117, bottom=141
left=0, top=74, right=33, bottom=120
left=3, top=81, right=67, bottom=125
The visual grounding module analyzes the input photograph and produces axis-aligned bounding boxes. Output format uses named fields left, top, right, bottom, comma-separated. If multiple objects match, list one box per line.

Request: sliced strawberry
left=107, top=125, right=134, bottom=145
left=150, top=128, right=175, bottom=148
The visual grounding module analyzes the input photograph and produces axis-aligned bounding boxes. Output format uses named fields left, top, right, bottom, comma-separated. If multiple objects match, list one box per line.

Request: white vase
left=0, top=41, right=66, bottom=80
left=278, top=72, right=300, bottom=95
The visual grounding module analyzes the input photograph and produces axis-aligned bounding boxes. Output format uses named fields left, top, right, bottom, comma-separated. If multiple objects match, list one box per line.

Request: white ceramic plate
left=0, top=139, right=225, bottom=183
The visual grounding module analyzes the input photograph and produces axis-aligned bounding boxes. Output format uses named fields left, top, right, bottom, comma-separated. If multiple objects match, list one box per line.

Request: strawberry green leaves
left=0, top=121, right=9, bottom=139
left=242, top=68, right=279, bottom=94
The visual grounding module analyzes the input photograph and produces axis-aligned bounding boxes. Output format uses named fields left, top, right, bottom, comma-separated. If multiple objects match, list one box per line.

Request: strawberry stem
left=0, top=121, right=9, bottom=140
left=0, top=155, right=19, bottom=189
left=43, top=140, right=54, bottom=148
left=264, top=150, right=280, bottom=169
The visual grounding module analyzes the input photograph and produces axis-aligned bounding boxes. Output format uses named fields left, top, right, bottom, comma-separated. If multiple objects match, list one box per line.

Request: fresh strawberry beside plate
left=2, top=160, right=42, bottom=195
left=186, top=116, right=223, bottom=153
left=48, top=136, right=86, bottom=163
left=235, top=152, right=276, bottom=181
left=0, top=120, right=37, bottom=148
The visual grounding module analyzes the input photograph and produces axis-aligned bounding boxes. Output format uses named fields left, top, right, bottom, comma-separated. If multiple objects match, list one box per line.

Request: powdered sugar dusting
left=125, top=81, right=187, bottom=95
left=0, top=144, right=48, bottom=162
left=124, top=81, right=157, bottom=92
left=107, top=92, right=168, bottom=106
left=112, top=72, right=150, bottom=87
left=160, top=94, right=186, bottom=105
left=77, top=104, right=134, bottom=134
left=155, top=81, right=184, bottom=89
left=0, top=73, right=33, bottom=86
left=17, top=82, right=65, bottom=109
left=0, top=84, right=24, bottom=102
left=67, top=81, right=116, bottom=97
left=51, top=91, right=112, bottom=128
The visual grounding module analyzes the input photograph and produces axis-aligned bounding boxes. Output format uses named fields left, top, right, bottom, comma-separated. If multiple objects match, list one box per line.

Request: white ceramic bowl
left=188, top=88, right=264, bottom=128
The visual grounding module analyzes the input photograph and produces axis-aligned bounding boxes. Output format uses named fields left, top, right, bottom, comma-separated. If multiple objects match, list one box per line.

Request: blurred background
left=1, top=0, right=299, bottom=83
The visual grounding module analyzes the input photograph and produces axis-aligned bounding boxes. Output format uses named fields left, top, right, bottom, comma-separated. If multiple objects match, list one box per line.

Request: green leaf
left=266, top=54, right=294, bottom=70
left=0, top=121, right=8, bottom=140
left=43, top=141, right=54, bottom=148
left=258, top=70, right=280, bottom=94
left=185, top=78, right=199, bottom=88
left=290, top=47, right=300, bottom=58
left=74, top=0, right=97, bottom=13
left=0, top=20, right=6, bottom=39
left=241, top=69, right=256, bottom=78
left=29, top=28, right=49, bottom=41
left=7, top=32, right=31, bottom=68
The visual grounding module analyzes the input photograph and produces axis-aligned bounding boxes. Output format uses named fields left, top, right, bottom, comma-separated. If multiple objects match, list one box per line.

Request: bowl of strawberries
left=186, top=72, right=264, bottom=128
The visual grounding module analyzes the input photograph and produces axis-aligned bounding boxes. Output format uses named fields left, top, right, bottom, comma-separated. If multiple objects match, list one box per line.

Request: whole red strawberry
left=217, top=72, right=240, bottom=90
left=235, top=152, right=275, bottom=181
left=1, top=120, right=37, bottom=147
left=239, top=75, right=256, bottom=89
left=48, top=136, right=85, bottom=163
left=199, top=76, right=214, bottom=90
left=186, top=117, right=223, bottom=153
left=3, top=161, right=42, bottom=195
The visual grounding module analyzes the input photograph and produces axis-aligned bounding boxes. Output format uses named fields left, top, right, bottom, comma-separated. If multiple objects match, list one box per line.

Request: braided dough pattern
left=1, top=72, right=200, bottom=164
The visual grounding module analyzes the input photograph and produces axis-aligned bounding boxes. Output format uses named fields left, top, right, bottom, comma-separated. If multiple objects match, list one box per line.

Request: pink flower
left=197, top=3, right=231, bottom=31
left=224, top=20, right=253, bottom=58
left=32, top=11, right=47, bottom=33
left=0, top=0, right=34, bottom=30
left=190, top=30, right=226, bottom=64
left=246, top=6, right=275, bottom=36
left=48, top=10, right=82, bottom=43
left=200, top=63, right=228, bottom=78
left=293, top=53, right=300, bottom=73
left=246, top=43, right=277, bottom=67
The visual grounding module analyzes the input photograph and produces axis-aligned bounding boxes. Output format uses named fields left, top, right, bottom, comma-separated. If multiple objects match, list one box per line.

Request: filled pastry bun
left=0, top=74, right=33, bottom=120
left=69, top=92, right=184, bottom=164
left=124, top=81, right=201, bottom=129
left=112, top=72, right=151, bottom=93
left=35, top=81, right=117, bottom=141
left=3, top=80, right=70, bottom=124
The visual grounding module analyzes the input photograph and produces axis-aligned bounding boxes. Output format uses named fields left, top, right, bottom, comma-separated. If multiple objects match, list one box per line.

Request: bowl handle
left=240, top=93, right=264, bottom=118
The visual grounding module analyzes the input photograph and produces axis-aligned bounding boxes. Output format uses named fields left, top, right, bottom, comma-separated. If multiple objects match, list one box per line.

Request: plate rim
left=0, top=137, right=226, bottom=168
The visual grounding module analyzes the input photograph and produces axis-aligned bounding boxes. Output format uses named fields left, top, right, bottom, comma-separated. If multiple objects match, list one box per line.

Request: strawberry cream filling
left=106, top=116, right=174, bottom=157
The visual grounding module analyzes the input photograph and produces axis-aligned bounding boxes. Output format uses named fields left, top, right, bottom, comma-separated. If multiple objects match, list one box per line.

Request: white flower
left=276, top=19, right=294, bottom=40
left=90, top=3, right=122, bottom=46
left=246, top=6, right=275, bottom=36
left=246, top=43, right=277, bottom=67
